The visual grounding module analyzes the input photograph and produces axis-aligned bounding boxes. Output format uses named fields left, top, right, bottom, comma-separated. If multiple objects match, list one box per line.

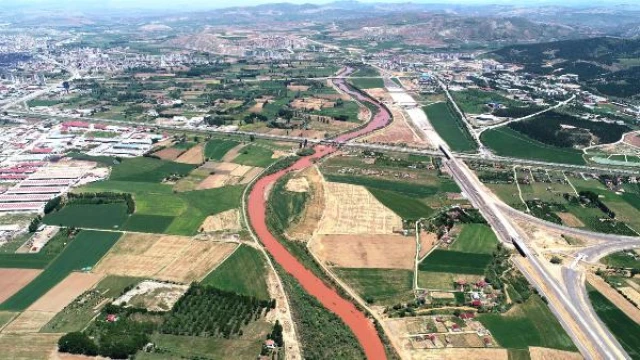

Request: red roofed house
left=471, top=300, right=482, bottom=307
left=264, top=339, right=276, bottom=349
left=106, top=314, right=118, bottom=322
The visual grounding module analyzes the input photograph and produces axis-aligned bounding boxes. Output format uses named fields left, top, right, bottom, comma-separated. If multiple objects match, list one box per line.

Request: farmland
left=108, top=157, right=196, bottom=182
left=41, top=276, right=141, bottom=333
left=204, top=139, right=240, bottom=160
left=232, top=145, right=275, bottom=167
left=351, top=77, right=385, bottom=89
left=418, top=250, right=493, bottom=275
left=452, top=89, right=524, bottom=114
left=0, top=228, right=75, bottom=269
left=324, top=174, right=458, bottom=198
left=424, top=102, right=478, bottom=152
left=449, top=224, right=498, bottom=254
left=588, top=286, right=640, bottom=358
left=0, top=230, right=120, bottom=311
left=202, top=245, right=270, bottom=300
left=479, top=295, right=577, bottom=351
left=334, top=268, right=414, bottom=305
left=481, top=127, right=586, bottom=165
left=43, top=203, right=128, bottom=229
left=601, top=251, right=640, bottom=269
left=369, top=188, right=435, bottom=220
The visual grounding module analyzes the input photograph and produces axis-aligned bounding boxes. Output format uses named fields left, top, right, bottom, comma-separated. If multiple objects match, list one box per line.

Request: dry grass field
left=196, top=162, right=261, bottom=189
left=288, top=167, right=325, bottom=242
left=200, top=209, right=241, bottom=232
left=419, top=232, right=438, bottom=259
left=93, top=233, right=237, bottom=283
left=28, top=273, right=103, bottom=313
left=0, top=333, right=60, bottom=359
left=556, top=212, right=585, bottom=227
left=310, top=234, right=414, bottom=269
left=1, top=310, right=56, bottom=333
left=175, top=143, right=204, bottom=164
left=529, top=347, right=583, bottom=360
left=0, top=269, right=42, bottom=304
left=409, top=348, right=508, bottom=360
left=285, top=177, right=309, bottom=193
left=317, top=182, right=402, bottom=235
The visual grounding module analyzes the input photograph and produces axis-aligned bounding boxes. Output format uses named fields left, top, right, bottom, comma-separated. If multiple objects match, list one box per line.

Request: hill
left=491, top=37, right=640, bottom=99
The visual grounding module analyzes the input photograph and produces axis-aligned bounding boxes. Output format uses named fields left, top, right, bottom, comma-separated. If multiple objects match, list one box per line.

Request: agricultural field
left=43, top=203, right=128, bottom=229
left=418, top=250, right=493, bottom=275
left=424, top=102, right=478, bottom=152
left=0, top=228, right=74, bottom=269
left=108, top=157, right=196, bottom=183
left=202, top=245, right=270, bottom=300
left=478, top=295, right=577, bottom=352
left=41, top=276, right=141, bottom=333
left=351, top=77, right=385, bottom=89
left=334, top=268, right=414, bottom=305
left=449, top=224, right=498, bottom=254
left=77, top=180, right=244, bottom=235
left=312, top=234, right=415, bottom=269
left=481, top=127, right=586, bottom=165
left=601, top=250, right=640, bottom=268
left=232, top=145, right=275, bottom=167
left=93, top=233, right=237, bottom=283
left=204, top=139, right=241, bottom=160
left=369, top=188, right=435, bottom=220
left=0, top=230, right=120, bottom=311
left=588, top=286, right=640, bottom=358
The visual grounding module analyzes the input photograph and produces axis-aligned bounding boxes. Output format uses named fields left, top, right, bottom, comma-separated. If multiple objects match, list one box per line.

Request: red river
left=247, top=70, right=391, bottom=360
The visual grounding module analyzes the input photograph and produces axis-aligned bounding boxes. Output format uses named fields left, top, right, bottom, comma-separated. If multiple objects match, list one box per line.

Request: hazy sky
left=5, top=0, right=628, bottom=10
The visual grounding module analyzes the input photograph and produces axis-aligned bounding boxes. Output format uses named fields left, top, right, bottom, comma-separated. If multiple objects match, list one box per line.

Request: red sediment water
left=247, top=73, right=392, bottom=360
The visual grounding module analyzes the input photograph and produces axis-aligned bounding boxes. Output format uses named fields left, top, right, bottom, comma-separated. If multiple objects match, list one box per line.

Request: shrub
left=58, top=332, right=98, bottom=356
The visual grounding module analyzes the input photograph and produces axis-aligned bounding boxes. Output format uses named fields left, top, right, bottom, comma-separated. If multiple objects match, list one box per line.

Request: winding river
left=247, top=68, right=392, bottom=360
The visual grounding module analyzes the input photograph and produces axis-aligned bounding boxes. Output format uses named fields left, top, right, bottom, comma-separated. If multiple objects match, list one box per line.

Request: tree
left=58, top=332, right=98, bottom=356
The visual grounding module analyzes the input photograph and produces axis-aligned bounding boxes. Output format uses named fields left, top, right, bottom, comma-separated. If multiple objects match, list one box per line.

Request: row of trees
left=67, top=192, right=135, bottom=214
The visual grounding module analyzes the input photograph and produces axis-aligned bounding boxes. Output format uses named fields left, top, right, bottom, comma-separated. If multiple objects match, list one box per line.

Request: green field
left=334, top=268, right=414, bottom=305
left=121, top=214, right=174, bottom=233
left=109, top=157, right=196, bottom=182
left=424, top=102, right=478, bottom=152
left=204, top=139, right=240, bottom=160
left=481, top=127, right=586, bottom=165
left=369, top=189, right=434, bottom=220
left=418, top=250, right=492, bottom=275
left=41, top=276, right=140, bottom=333
left=588, top=286, right=640, bottom=358
left=325, top=174, right=459, bottom=197
left=479, top=295, right=577, bottom=351
left=202, top=245, right=270, bottom=300
left=351, top=77, right=385, bottom=89
left=43, top=203, right=128, bottom=229
left=0, top=230, right=120, bottom=311
left=77, top=181, right=244, bottom=235
left=601, top=251, right=640, bottom=269
left=449, top=224, right=498, bottom=254
left=0, top=229, right=77, bottom=269
left=232, top=145, right=274, bottom=167
left=452, top=89, right=523, bottom=114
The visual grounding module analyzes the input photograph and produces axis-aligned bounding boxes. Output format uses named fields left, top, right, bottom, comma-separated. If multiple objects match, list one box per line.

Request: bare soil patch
left=29, top=272, right=103, bottom=313
left=114, top=280, right=188, bottom=311
left=364, top=88, right=391, bottom=102
left=285, top=177, right=309, bottom=193
left=240, top=167, right=264, bottom=184
left=197, top=173, right=231, bottom=189
left=623, top=131, right=640, bottom=148
left=587, top=273, right=640, bottom=324
left=290, top=97, right=334, bottom=111
left=287, top=84, right=310, bottom=92
left=221, top=143, right=245, bottom=162
left=0, top=333, right=60, bottom=359
left=200, top=209, right=241, bottom=232
left=529, top=347, right=583, bottom=360
left=0, top=269, right=41, bottom=304
left=318, top=182, right=403, bottom=234
left=175, top=143, right=204, bottom=164
left=154, top=147, right=184, bottom=161
left=556, top=212, right=585, bottom=228
left=419, top=232, right=438, bottom=259
left=619, top=286, right=640, bottom=308
left=360, top=108, right=430, bottom=147
left=311, top=234, right=415, bottom=269
left=93, top=233, right=237, bottom=283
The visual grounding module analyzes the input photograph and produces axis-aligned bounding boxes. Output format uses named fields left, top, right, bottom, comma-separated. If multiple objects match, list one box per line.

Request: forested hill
left=490, top=37, right=640, bottom=99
